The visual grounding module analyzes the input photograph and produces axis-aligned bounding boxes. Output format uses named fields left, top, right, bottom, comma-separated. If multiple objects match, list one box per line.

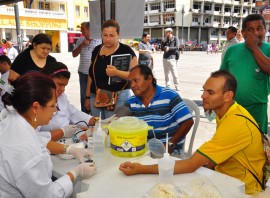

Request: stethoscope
left=71, top=120, right=91, bottom=143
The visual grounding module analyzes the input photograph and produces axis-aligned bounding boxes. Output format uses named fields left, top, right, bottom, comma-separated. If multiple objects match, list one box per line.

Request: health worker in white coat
left=39, top=62, right=96, bottom=141
left=0, top=72, right=96, bottom=198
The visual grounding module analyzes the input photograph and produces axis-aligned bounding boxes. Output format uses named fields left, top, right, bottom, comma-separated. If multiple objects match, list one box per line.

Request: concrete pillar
left=198, top=27, right=201, bottom=43
left=1, top=28, right=5, bottom=39
left=187, top=27, right=190, bottom=41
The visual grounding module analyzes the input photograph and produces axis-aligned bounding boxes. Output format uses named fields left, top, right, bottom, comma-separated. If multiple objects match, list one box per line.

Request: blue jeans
left=78, top=71, right=88, bottom=113
left=90, top=89, right=131, bottom=119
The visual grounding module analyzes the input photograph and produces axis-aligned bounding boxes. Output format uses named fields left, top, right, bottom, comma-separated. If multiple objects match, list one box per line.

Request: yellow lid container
left=106, top=116, right=152, bottom=158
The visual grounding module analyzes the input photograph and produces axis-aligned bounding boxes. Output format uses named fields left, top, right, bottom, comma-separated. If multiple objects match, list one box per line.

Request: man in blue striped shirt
left=126, top=65, right=194, bottom=154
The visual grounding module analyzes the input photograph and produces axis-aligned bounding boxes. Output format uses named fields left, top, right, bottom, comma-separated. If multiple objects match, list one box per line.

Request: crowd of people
left=0, top=13, right=269, bottom=197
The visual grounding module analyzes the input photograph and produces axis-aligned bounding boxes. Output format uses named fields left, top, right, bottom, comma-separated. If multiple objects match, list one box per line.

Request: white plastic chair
left=181, top=98, right=200, bottom=158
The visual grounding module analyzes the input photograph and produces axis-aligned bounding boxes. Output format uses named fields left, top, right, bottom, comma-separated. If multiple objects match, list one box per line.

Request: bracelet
left=85, top=96, right=90, bottom=99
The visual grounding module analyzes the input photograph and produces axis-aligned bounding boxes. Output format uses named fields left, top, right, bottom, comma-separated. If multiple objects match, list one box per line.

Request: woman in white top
left=39, top=62, right=96, bottom=141
left=0, top=73, right=95, bottom=198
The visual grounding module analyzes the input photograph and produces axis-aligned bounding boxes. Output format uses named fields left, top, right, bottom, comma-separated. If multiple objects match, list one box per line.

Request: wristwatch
left=85, top=96, right=90, bottom=99
left=168, top=141, right=176, bottom=149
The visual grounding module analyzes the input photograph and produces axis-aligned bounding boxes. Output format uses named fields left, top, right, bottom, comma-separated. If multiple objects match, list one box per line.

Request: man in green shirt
left=220, top=14, right=270, bottom=134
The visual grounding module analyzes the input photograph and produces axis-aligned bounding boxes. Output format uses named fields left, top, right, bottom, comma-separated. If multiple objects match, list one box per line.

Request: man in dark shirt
left=162, top=28, right=180, bottom=91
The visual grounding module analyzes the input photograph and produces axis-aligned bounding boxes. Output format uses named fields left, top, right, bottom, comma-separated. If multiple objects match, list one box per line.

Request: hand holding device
left=62, top=125, right=78, bottom=138
left=66, top=146, right=92, bottom=163
left=70, top=162, right=96, bottom=179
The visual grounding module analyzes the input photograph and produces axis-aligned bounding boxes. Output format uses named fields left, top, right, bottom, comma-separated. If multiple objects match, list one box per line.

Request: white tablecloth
left=51, top=148, right=248, bottom=198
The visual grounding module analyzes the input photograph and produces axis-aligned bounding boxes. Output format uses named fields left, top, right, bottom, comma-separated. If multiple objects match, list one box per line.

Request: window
left=193, top=2, right=201, bottom=10
left=84, top=7, right=88, bottom=17
left=150, top=15, right=160, bottom=23
left=163, top=14, right=174, bottom=23
left=211, top=29, right=218, bottom=36
left=75, top=6, right=80, bottom=17
left=224, top=7, right=231, bottom=12
left=192, top=17, right=198, bottom=22
left=204, top=17, right=210, bottom=23
left=164, top=1, right=175, bottom=9
left=144, top=16, right=148, bottom=23
left=38, top=2, right=43, bottom=10
left=45, top=3, right=50, bottom=10
left=214, top=18, right=221, bottom=23
left=60, top=4, right=65, bottom=12
left=204, top=3, right=211, bottom=12
left=150, top=3, right=160, bottom=11
left=234, top=6, right=240, bottom=14
left=214, top=5, right=221, bottom=11
left=145, top=4, right=148, bottom=11
left=221, top=30, right=226, bottom=36
left=224, top=18, right=230, bottom=24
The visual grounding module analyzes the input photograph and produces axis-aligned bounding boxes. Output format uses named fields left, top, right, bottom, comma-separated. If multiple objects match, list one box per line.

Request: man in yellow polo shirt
left=119, top=70, right=266, bottom=195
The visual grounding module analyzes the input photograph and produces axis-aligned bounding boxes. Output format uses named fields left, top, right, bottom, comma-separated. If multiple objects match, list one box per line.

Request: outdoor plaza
left=52, top=50, right=270, bottom=155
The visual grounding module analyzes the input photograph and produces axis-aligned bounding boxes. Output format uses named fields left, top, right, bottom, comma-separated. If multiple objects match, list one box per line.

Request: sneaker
left=166, top=85, right=170, bottom=88
left=175, top=86, right=180, bottom=91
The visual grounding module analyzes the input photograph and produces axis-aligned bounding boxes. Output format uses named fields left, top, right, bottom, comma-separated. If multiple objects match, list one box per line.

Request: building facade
left=0, top=0, right=90, bottom=53
left=143, top=0, right=257, bottom=46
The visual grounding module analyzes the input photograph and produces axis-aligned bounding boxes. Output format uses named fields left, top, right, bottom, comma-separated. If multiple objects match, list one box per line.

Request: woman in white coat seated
left=0, top=72, right=95, bottom=198
left=40, top=62, right=96, bottom=141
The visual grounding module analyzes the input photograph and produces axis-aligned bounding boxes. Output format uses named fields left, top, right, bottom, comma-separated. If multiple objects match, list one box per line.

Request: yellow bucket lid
left=108, top=116, right=150, bottom=133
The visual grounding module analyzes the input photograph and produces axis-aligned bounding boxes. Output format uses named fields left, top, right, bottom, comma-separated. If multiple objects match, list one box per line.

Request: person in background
left=0, top=41, right=7, bottom=56
left=221, top=26, right=239, bottom=60
left=237, top=29, right=245, bottom=43
left=56, top=43, right=60, bottom=53
left=9, top=33, right=57, bottom=82
left=40, top=62, right=96, bottom=141
left=85, top=19, right=137, bottom=119
left=22, top=37, right=31, bottom=51
left=119, top=70, right=266, bottom=195
left=0, top=55, right=11, bottom=112
left=72, top=22, right=102, bottom=113
left=122, top=65, right=193, bottom=154
left=221, top=14, right=270, bottom=134
left=138, top=32, right=154, bottom=70
left=6, top=41, right=18, bottom=63
left=162, top=28, right=180, bottom=91
left=0, top=72, right=96, bottom=198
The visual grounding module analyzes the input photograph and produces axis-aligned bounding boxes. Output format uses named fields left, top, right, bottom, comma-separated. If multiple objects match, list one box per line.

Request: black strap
left=235, top=114, right=265, bottom=190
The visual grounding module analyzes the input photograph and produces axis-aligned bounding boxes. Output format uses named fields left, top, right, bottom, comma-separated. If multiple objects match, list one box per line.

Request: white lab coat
left=0, top=111, right=73, bottom=198
left=40, top=93, right=92, bottom=131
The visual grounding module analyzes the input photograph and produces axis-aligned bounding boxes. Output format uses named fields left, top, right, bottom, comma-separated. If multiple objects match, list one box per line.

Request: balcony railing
left=148, top=9, right=159, bottom=14
left=0, top=6, right=66, bottom=19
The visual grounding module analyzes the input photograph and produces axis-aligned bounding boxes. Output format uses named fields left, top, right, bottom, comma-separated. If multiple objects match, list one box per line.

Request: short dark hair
left=227, top=26, right=237, bottom=33
left=28, top=33, right=52, bottom=50
left=130, top=65, right=157, bottom=86
left=41, top=62, right=70, bottom=79
left=102, top=20, right=120, bottom=34
left=142, top=32, right=150, bottom=39
left=210, top=70, right=237, bottom=97
left=0, top=55, right=11, bottom=66
left=2, top=72, right=56, bottom=114
left=242, top=14, right=266, bottom=30
left=81, top=22, right=90, bottom=30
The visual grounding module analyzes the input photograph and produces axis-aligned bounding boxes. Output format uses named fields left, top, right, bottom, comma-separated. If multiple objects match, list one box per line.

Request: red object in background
left=68, top=33, right=82, bottom=43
